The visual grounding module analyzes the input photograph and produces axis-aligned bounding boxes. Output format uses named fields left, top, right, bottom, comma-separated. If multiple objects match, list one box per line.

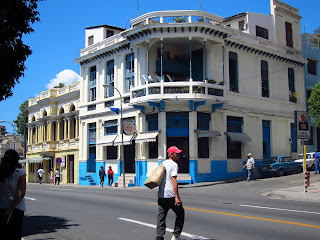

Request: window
left=106, top=60, right=115, bottom=98
left=227, top=116, right=243, bottom=159
left=197, top=112, right=210, bottom=158
left=88, top=123, right=96, bottom=144
left=307, top=59, right=317, bottom=75
left=106, top=30, right=114, bottom=38
left=88, top=36, right=94, bottom=46
left=104, top=120, right=118, bottom=135
left=256, top=26, right=269, bottom=39
left=291, top=123, right=297, bottom=152
left=147, top=113, right=158, bottom=131
left=30, top=163, right=34, bottom=173
left=285, top=22, right=293, bottom=48
left=107, top=146, right=118, bottom=159
left=261, top=60, right=269, bottom=97
left=125, top=53, right=134, bottom=93
left=238, top=20, right=245, bottom=31
left=197, top=112, right=210, bottom=130
left=88, top=104, right=96, bottom=111
left=229, top=52, right=238, bottom=92
left=149, top=139, right=158, bottom=159
left=288, top=68, right=295, bottom=101
left=89, top=66, right=97, bottom=102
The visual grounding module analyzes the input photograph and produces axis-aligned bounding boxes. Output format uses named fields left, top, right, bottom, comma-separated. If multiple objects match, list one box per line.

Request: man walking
left=99, top=166, right=106, bottom=187
left=156, top=146, right=185, bottom=240
left=243, top=153, right=255, bottom=181
left=37, top=167, right=44, bottom=184
left=315, top=149, right=320, bottom=174
left=107, top=166, right=114, bottom=186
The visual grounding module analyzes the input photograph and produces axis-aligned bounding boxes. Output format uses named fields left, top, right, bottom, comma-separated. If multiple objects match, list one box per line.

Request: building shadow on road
left=23, top=215, right=79, bottom=238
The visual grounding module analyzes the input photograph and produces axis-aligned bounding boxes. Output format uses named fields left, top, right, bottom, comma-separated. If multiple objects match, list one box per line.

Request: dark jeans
left=38, top=176, right=42, bottom=183
left=108, top=176, right=113, bottom=186
left=55, top=177, right=60, bottom=185
left=156, top=197, right=184, bottom=240
left=0, top=208, right=24, bottom=240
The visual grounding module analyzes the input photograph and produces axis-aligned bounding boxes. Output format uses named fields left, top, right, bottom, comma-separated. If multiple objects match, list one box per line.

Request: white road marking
left=25, top=197, right=36, bottom=201
left=47, top=188, right=73, bottom=191
left=240, top=204, right=320, bottom=215
left=118, top=217, right=208, bottom=239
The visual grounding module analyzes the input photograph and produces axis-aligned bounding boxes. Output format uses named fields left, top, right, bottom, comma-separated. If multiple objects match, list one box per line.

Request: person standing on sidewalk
left=55, top=169, right=60, bottom=185
left=156, top=146, right=185, bottom=240
left=315, top=150, right=320, bottom=174
left=37, top=167, right=44, bottom=184
left=99, top=166, right=106, bottom=187
left=243, top=153, right=255, bottom=181
left=107, top=166, right=114, bottom=186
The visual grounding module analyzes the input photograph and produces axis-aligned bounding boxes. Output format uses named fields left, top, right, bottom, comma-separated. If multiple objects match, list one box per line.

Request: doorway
left=68, top=155, right=74, bottom=183
left=167, top=137, right=189, bottom=173
left=262, top=120, right=271, bottom=159
left=124, top=140, right=135, bottom=173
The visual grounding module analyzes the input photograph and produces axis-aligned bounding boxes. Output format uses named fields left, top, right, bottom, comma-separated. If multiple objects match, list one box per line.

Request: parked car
left=257, top=156, right=302, bottom=177
left=294, top=152, right=315, bottom=171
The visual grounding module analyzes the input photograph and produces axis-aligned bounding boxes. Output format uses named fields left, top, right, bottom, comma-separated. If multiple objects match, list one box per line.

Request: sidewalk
left=262, top=180, right=320, bottom=203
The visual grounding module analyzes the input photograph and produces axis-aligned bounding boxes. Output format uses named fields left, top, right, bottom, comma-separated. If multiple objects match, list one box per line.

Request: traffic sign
left=56, top=157, right=62, bottom=164
left=123, top=121, right=136, bottom=135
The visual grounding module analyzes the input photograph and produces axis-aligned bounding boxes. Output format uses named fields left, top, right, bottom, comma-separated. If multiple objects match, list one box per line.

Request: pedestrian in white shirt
left=37, top=167, right=45, bottom=184
left=156, top=146, right=185, bottom=240
left=243, top=153, right=255, bottom=181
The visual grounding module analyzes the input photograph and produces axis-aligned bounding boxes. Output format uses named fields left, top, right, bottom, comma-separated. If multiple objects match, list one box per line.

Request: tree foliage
left=54, top=83, right=65, bottom=88
left=0, top=0, right=42, bottom=101
left=13, top=100, right=29, bottom=135
left=302, top=26, right=320, bottom=49
left=308, top=82, right=320, bottom=127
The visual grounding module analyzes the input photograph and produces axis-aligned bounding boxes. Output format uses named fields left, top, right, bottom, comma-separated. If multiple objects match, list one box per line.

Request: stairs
left=84, top=175, right=96, bottom=185
left=113, top=174, right=135, bottom=187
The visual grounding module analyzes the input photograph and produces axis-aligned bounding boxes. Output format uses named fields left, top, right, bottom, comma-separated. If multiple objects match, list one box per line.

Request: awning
left=195, top=130, right=221, bottom=138
left=135, top=131, right=160, bottom=143
left=96, top=134, right=117, bottom=146
left=113, top=134, right=134, bottom=146
left=19, top=159, right=28, bottom=164
left=226, top=132, right=251, bottom=143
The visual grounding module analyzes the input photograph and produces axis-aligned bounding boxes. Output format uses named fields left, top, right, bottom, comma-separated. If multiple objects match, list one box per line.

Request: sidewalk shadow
left=23, top=215, right=79, bottom=237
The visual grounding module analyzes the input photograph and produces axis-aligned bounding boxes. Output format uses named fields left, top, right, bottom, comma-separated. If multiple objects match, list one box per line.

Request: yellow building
left=25, top=82, right=80, bottom=184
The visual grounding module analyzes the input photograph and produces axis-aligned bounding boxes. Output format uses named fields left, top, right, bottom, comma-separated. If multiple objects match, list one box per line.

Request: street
left=23, top=173, right=320, bottom=240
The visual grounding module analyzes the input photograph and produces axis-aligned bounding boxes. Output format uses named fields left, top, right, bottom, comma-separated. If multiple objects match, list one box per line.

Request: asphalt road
left=23, top=173, right=320, bottom=240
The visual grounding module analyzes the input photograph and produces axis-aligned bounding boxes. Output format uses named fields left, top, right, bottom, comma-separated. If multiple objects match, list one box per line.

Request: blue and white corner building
left=75, top=0, right=306, bottom=186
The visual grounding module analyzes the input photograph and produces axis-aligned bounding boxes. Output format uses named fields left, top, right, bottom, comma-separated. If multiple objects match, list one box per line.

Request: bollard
left=307, top=171, right=310, bottom=187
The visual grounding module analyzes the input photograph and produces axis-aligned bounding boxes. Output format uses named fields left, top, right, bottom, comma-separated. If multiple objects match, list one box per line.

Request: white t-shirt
left=158, top=160, right=178, bottom=198
left=37, top=169, right=44, bottom=177
left=246, top=157, right=255, bottom=169
left=0, top=168, right=26, bottom=211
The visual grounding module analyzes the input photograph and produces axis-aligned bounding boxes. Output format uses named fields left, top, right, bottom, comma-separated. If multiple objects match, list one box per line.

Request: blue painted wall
left=135, top=161, right=148, bottom=186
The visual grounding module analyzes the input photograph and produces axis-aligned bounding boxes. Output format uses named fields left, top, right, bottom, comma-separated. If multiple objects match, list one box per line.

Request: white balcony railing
left=130, top=80, right=225, bottom=104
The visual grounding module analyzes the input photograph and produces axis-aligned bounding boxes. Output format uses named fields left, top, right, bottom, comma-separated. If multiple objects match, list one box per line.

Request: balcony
left=130, top=80, right=225, bottom=105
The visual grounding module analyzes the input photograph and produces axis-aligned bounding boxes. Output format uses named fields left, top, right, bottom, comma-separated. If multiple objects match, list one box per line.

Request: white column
left=158, top=112, right=166, bottom=161
left=189, top=111, right=197, bottom=159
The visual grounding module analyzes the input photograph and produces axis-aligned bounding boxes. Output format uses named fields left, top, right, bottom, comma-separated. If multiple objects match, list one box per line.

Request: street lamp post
left=103, top=84, right=126, bottom=187
left=0, top=120, right=16, bottom=151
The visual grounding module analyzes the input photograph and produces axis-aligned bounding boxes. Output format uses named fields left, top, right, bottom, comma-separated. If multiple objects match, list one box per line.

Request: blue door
left=262, top=120, right=271, bottom=159
left=87, top=146, right=96, bottom=172
left=291, top=123, right=297, bottom=152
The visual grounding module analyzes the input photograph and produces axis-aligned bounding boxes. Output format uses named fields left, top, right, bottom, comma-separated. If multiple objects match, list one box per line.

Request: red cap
left=167, top=146, right=182, bottom=154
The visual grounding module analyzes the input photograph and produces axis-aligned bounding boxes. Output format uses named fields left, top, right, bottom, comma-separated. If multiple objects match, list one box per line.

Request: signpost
left=294, top=111, right=311, bottom=194
left=123, top=121, right=136, bottom=135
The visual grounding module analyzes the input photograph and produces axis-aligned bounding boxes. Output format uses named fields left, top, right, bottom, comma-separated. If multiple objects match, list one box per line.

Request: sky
left=0, top=0, right=319, bottom=133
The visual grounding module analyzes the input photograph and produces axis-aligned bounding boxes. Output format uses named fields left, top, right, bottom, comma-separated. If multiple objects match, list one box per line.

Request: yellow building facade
left=25, top=82, right=80, bottom=184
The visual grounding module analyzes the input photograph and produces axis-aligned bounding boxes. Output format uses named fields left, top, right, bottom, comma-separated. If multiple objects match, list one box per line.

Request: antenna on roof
left=199, top=1, right=205, bottom=11
left=125, top=17, right=131, bottom=29
left=137, top=0, right=140, bottom=16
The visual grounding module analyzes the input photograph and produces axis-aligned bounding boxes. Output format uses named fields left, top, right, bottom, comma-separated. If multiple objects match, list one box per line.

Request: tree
left=54, top=83, right=65, bottom=88
left=0, top=0, right=42, bottom=101
left=302, top=26, right=320, bottom=49
left=308, top=82, right=320, bottom=127
left=13, top=100, right=29, bottom=135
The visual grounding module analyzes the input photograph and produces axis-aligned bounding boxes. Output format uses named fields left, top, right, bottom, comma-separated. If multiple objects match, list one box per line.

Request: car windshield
left=263, top=157, right=277, bottom=164
left=298, top=154, right=312, bottom=159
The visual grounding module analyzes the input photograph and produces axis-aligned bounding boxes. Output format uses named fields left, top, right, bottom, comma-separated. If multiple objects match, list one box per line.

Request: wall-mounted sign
left=123, top=121, right=136, bottom=135
left=294, top=111, right=310, bottom=139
